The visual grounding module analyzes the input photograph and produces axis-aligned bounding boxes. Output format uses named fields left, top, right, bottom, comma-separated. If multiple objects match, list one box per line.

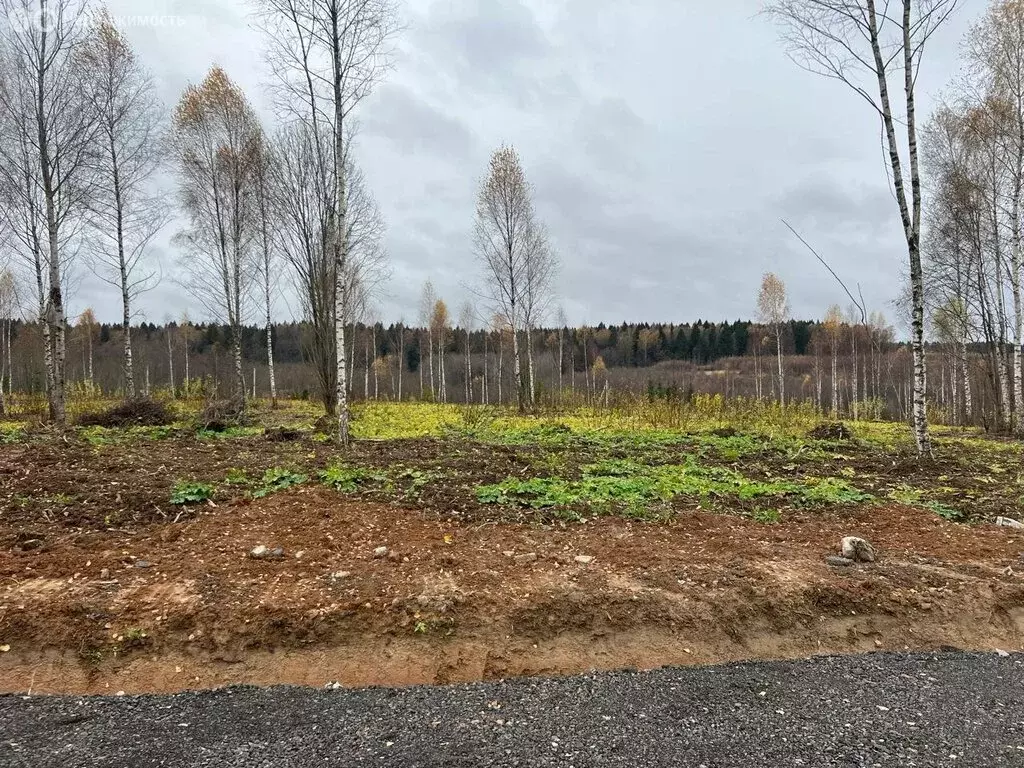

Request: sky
left=75, top=0, right=989, bottom=329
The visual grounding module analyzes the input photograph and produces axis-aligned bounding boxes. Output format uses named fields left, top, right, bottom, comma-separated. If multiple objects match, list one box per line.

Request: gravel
left=2, top=652, right=1023, bottom=767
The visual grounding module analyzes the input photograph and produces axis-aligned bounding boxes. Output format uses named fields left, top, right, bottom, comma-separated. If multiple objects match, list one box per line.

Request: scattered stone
left=514, top=552, right=538, bottom=565
left=574, top=555, right=595, bottom=565
left=373, top=546, right=389, bottom=559
left=330, top=571, right=351, bottom=582
left=0, top=645, right=9, bottom=653
left=840, top=536, right=875, bottom=563
left=294, top=551, right=306, bottom=559
left=825, top=556, right=855, bottom=568
left=13, top=532, right=45, bottom=552
left=502, top=551, right=515, bottom=558
left=100, top=568, right=110, bottom=580
left=996, top=649, right=1011, bottom=657
left=325, top=681, right=342, bottom=690
left=134, top=560, right=153, bottom=569
left=996, top=517, right=1024, bottom=530
left=249, top=546, right=285, bottom=560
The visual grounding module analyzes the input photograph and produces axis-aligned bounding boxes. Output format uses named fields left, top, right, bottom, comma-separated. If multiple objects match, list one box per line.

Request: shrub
left=170, top=481, right=214, bottom=505
left=77, top=398, right=175, bottom=428
left=197, top=398, right=248, bottom=432
left=808, top=422, right=853, bottom=441
left=252, top=467, right=307, bottom=498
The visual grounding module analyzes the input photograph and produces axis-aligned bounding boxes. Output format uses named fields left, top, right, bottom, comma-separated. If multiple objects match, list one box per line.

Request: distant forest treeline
left=1, top=317, right=838, bottom=392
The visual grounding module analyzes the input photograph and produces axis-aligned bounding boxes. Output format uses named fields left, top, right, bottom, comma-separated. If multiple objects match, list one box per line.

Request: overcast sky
left=83, top=0, right=987, bottom=329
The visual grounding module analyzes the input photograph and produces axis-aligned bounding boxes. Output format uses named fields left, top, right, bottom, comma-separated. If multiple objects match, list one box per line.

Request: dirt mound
left=77, top=398, right=175, bottom=428
left=808, top=422, right=854, bottom=440
left=2, top=488, right=1023, bottom=695
left=197, top=399, right=248, bottom=432
left=265, top=426, right=303, bottom=442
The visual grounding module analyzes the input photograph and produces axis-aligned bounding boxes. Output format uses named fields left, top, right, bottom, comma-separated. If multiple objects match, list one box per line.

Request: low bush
left=808, top=422, right=853, bottom=441
left=77, top=398, right=175, bottom=428
left=197, top=398, right=248, bottom=432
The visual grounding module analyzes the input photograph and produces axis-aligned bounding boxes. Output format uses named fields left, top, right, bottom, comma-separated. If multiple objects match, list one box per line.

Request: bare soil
left=3, top=466, right=1024, bottom=695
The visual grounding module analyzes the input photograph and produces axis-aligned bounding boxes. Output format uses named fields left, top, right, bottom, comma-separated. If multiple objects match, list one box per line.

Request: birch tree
left=172, top=67, right=262, bottom=404
left=419, top=280, right=436, bottom=399
left=757, top=272, right=789, bottom=403
left=522, top=225, right=557, bottom=405
left=458, top=301, right=474, bottom=404
left=765, top=0, right=962, bottom=453
left=79, top=11, right=165, bottom=400
left=0, top=270, right=16, bottom=411
left=267, top=122, right=385, bottom=414
left=474, top=145, right=549, bottom=411
left=431, top=298, right=449, bottom=403
left=254, top=0, right=400, bottom=445
left=253, top=138, right=278, bottom=407
left=0, top=0, right=99, bottom=424
left=76, top=306, right=96, bottom=386
left=967, top=0, right=1024, bottom=431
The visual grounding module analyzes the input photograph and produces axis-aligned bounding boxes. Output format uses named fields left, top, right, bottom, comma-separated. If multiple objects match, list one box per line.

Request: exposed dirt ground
left=3, top=466, right=1024, bottom=694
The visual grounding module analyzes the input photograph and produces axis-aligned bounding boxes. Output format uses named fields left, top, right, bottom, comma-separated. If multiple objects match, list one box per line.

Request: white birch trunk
left=167, top=329, right=174, bottom=396
left=512, top=327, right=523, bottom=410
left=527, top=325, right=536, bottom=405
left=775, top=325, right=784, bottom=404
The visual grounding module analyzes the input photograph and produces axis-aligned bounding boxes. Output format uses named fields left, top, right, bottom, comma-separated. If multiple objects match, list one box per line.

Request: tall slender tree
left=0, top=0, right=99, bottom=423
left=757, top=272, right=789, bottom=403
left=474, top=146, right=550, bottom=411
left=766, top=0, right=962, bottom=454
left=80, top=11, right=165, bottom=400
left=172, top=66, right=263, bottom=404
left=254, top=0, right=400, bottom=445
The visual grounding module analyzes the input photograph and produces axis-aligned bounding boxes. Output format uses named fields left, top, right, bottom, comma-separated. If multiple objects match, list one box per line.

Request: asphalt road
left=1, top=652, right=1023, bottom=767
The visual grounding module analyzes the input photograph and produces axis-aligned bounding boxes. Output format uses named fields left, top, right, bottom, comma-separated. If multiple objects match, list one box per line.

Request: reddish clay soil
left=2, top=485, right=1024, bottom=694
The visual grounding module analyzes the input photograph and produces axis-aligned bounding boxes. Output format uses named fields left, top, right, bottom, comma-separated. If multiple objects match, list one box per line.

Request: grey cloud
left=65, top=0, right=990, bottom=329
left=362, top=84, right=477, bottom=161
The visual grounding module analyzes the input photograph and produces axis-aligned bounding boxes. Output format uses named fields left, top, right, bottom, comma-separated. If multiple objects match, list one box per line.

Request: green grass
left=475, top=455, right=872, bottom=519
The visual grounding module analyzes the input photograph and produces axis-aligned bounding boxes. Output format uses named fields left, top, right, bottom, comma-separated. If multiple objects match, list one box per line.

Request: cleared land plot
left=0, top=401, right=1022, bottom=693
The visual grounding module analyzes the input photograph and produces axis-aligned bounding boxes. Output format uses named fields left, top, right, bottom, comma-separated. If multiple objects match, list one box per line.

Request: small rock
left=514, top=552, right=538, bottom=565
left=330, top=571, right=351, bottom=582
left=574, top=555, right=595, bottom=564
left=325, top=681, right=342, bottom=690
left=134, top=560, right=153, bottom=569
left=100, top=568, right=110, bottom=579
left=373, top=546, right=389, bottom=559
left=295, top=551, right=305, bottom=559
left=0, top=644, right=10, bottom=653
left=249, top=546, right=285, bottom=560
left=840, top=536, right=875, bottom=563
left=825, top=556, right=855, bottom=567
left=502, top=550, right=515, bottom=558
left=996, top=517, right=1024, bottom=530
left=996, top=648, right=1011, bottom=657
